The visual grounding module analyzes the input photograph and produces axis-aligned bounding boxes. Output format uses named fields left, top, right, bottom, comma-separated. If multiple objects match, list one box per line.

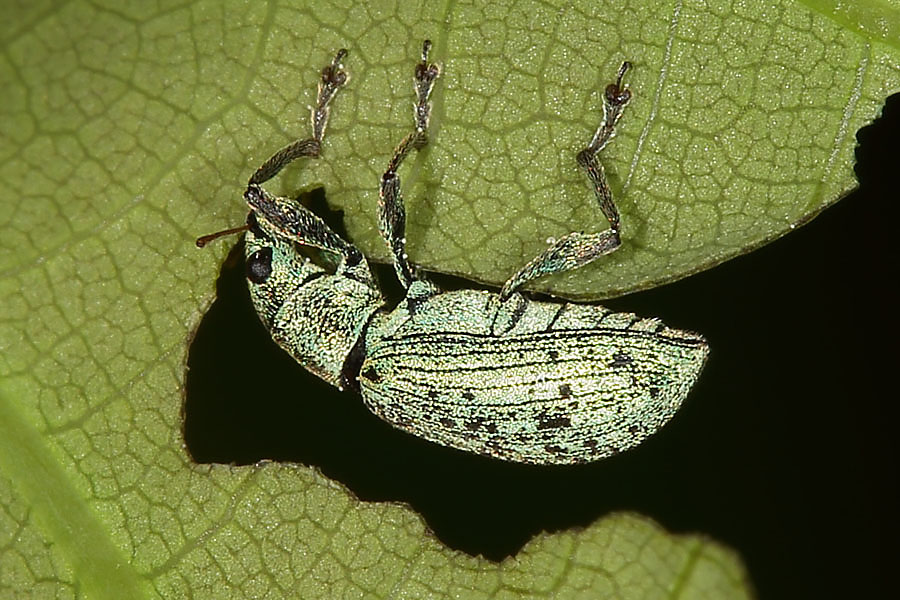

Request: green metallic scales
left=246, top=227, right=382, bottom=387
left=199, top=42, right=709, bottom=465
left=361, top=284, right=706, bottom=463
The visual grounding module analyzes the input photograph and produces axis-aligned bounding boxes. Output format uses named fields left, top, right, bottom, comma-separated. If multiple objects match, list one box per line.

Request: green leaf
left=1, top=0, right=897, bottom=597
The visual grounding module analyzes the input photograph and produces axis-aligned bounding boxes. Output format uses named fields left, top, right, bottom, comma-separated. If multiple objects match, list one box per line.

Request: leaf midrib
left=0, top=382, right=153, bottom=599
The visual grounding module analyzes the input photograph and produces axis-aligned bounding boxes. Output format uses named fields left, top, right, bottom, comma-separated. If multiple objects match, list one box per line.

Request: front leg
left=248, top=49, right=348, bottom=186
left=196, top=49, right=352, bottom=250
left=244, top=185, right=364, bottom=269
left=244, top=48, right=373, bottom=285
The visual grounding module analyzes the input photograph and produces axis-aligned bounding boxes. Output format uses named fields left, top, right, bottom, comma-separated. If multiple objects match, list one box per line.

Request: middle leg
left=379, top=40, right=441, bottom=290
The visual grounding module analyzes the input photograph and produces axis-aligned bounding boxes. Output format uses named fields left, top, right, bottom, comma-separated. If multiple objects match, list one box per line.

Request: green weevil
left=198, top=41, right=708, bottom=465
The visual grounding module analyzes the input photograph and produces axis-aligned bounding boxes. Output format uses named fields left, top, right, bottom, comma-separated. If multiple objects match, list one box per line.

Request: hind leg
left=500, top=62, right=632, bottom=301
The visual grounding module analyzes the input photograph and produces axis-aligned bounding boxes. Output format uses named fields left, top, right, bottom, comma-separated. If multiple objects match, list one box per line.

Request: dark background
left=185, top=93, right=898, bottom=599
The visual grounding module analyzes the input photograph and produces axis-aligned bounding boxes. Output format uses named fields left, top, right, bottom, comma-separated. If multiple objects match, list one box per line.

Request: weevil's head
left=243, top=210, right=384, bottom=389
left=243, top=211, right=327, bottom=330
left=197, top=204, right=383, bottom=388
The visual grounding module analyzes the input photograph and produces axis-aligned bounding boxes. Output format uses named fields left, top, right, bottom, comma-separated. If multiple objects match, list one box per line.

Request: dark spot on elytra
left=544, top=444, right=565, bottom=455
left=361, top=366, right=381, bottom=384
left=428, top=389, right=439, bottom=400
left=439, top=417, right=455, bottom=429
left=628, top=424, right=640, bottom=435
left=610, top=352, right=633, bottom=368
left=465, top=418, right=499, bottom=434
left=465, top=417, right=486, bottom=431
left=558, top=383, right=572, bottom=398
left=462, top=391, right=475, bottom=401
left=486, top=438, right=504, bottom=451
left=649, top=386, right=660, bottom=398
left=537, top=414, right=572, bottom=430
left=548, top=349, right=559, bottom=360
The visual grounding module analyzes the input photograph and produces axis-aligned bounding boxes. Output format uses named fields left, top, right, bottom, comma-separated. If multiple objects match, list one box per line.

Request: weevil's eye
left=246, top=247, right=273, bottom=283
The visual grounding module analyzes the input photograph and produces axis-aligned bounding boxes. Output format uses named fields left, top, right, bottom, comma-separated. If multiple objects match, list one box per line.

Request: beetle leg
left=197, top=50, right=349, bottom=249
left=248, top=48, right=348, bottom=186
left=243, top=47, right=352, bottom=252
left=379, top=40, right=441, bottom=290
left=242, top=49, right=374, bottom=284
left=246, top=184, right=374, bottom=285
left=499, top=62, right=632, bottom=301
left=245, top=185, right=364, bottom=262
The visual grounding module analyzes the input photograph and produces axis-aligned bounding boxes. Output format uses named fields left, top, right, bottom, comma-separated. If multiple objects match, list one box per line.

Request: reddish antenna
left=195, top=224, right=250, bottom=248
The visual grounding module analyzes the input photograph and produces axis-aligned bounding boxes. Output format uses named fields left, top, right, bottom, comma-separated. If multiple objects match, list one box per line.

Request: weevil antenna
left=195, top=224, right=250, bottom=248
